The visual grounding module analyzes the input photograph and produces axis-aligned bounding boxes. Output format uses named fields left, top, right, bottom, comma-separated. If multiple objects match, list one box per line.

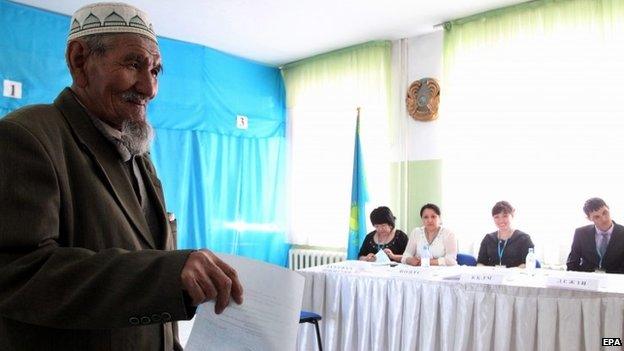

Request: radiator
left=288, top=249, right=346, bottom=270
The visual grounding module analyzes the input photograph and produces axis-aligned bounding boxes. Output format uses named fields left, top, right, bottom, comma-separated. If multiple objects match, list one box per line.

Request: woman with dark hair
left=402, top=203, right=458, bottom=266
left=477, top=201, right=534, bottom=268
left=358, top=206, right=408, bottom=262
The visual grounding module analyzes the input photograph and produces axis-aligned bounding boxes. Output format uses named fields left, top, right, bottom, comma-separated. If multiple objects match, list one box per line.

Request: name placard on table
left=321, top=264, right=358, bottom=274
left=460, top=272, right=505, bottom=285
left=322, top=264, right=356, bottom=273
left=545, top=276, right=601, bottom=291
left=393, top=266, right=424, bottom=277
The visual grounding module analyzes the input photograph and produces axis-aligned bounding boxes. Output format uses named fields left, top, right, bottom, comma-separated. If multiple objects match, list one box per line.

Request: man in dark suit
left=0, top=3, right=242, bottom=350
left=567, top=197, right=624, bottom=273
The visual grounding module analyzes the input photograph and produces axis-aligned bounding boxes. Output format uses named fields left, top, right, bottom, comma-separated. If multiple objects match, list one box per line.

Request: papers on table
left=371, top=249, right=399, bottom=266
left=306, top=261, right=624, bottom=293
left=374, top=248, right=391, bottom=263
left=185, top=254, right=305, bottom=351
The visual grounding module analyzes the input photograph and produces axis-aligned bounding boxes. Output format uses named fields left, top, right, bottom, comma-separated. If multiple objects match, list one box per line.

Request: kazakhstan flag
left=347, top=111, right=369, bottom=260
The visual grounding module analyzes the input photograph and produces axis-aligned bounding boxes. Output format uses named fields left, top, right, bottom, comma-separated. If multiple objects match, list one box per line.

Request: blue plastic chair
left=300, top=311, right=323, bottom=350
left=457, top=253, right=477, bottom=266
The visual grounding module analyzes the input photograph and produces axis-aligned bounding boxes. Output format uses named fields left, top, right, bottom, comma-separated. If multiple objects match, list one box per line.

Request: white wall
left=388, top=32, right=445, bottom=232
left=405, top=31, right=443, bottom=162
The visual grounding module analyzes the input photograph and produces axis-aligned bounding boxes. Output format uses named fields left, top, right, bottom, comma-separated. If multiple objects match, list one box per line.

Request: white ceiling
left=13, top=0, right=528, bottom=66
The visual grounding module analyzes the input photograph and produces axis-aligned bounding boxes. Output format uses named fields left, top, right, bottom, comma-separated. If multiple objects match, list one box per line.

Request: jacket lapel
left=604, top=222, right=623, bottom=260
left=54, top=89, right=156, bottom=249
left=586, top=226, right=599, bottom=264
left=137, top=155, right=170, bottom=250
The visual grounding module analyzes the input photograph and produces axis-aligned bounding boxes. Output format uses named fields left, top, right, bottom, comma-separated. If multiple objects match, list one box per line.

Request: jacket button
left=129, top=317, right=140, bottom=325
left=161, top=312, right=172, bottom=321
left=140, top=316, right=151, bottom=325
left=151, top=314, right=162, bottom=323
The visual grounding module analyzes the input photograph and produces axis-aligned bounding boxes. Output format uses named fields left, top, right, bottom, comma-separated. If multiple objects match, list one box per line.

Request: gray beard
left=120, top=119, right=154, bottom=156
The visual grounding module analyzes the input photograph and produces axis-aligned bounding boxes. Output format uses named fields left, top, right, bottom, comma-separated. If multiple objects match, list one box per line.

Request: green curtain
left=444, top=0, right=624, bottom=73
left=442, top=0, right=624, bottom=266
left=283, top=41, right=392, bottom=109
left=281, top=41, right=393, bottom=248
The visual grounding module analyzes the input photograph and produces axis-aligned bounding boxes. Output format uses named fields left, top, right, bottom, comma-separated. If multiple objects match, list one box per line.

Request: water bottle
left=525, top=248, right=536, bottom=272
left=421, top=244, right=431, bottom=267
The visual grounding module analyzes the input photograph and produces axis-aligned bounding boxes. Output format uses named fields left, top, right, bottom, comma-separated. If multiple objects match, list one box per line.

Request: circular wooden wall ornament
left=406, top=78, right=440, bottom=121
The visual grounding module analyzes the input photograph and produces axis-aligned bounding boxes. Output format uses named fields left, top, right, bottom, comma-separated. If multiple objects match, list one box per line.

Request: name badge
left=460, top=273, right=505, bottom=285
left=545, top=276, right=600, bottom=291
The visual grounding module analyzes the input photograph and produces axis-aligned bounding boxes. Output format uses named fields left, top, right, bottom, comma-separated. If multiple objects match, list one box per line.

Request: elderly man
left=0, top=3, right=242, bottom=350
left=567, top=197, right=624, bottom=273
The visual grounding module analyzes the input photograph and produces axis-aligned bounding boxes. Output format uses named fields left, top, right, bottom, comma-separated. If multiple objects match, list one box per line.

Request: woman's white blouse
left=401, top=226, right=458, bottom=266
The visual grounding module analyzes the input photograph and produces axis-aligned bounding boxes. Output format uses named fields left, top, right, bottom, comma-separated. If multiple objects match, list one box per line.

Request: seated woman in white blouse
left=399, top=203, right=458, bottom=266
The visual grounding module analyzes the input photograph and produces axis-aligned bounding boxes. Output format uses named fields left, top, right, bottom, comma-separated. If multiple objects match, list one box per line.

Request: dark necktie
left=598, top=232, right=609, bottom=258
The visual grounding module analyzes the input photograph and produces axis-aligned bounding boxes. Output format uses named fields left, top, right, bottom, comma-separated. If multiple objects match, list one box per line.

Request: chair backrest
left=300, top=310, right=322, bottom=323
left=457, top=253, right=477, bottom=266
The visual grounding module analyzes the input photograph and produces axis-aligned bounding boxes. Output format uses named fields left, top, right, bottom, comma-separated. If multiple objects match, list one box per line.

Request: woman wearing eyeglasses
left=358, top=206, right=408, bottom=262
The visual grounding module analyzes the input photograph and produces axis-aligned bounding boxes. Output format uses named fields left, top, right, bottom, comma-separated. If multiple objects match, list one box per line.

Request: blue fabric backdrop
left=0, top=1, right=70, bottom=116
left=0, top=0, right=289, bottom=265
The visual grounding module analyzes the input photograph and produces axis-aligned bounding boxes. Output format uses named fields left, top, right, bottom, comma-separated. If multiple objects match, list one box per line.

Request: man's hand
left=180, top=250, right=244, bottom=314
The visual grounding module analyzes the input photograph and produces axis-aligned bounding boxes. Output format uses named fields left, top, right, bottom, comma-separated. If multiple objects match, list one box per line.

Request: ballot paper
left=185, top=254, right=305, bottom=351
left=374, top=248, right=391, bottom=263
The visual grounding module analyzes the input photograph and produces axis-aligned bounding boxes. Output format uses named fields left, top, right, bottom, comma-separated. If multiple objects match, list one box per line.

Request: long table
left=296, top=262, right=624, bottom=351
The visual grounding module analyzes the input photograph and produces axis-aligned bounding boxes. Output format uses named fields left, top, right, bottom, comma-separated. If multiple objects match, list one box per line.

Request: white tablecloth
left=296, top=262, right=624, bottom=351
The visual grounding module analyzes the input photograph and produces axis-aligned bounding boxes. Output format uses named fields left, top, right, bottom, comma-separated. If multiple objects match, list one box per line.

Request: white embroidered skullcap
left=67, top=2, right=157, bottom=42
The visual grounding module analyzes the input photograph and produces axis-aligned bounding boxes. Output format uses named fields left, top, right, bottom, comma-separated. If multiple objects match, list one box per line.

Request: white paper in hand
left=185, top=254, right=305, bottom=351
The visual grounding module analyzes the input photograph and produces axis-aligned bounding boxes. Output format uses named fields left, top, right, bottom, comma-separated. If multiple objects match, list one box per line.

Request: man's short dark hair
left=583, top=197, right=608, bottom=216
left=420, top=203, right=441, bottom=217
left=492, top=201, right=514, bottom=216
left=370, top=206, right=396, bottom=229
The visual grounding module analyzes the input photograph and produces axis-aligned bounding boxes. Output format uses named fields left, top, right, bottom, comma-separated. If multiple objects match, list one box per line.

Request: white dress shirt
left=401, top=226, right=458, bottom=266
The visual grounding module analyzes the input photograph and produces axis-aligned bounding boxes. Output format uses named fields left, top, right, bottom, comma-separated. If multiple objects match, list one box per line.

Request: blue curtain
left=151, top=130, right=287, bottom=264
left=0, top=1, right=70, bottom=116
left=0, top=0, right=289, bottom=266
